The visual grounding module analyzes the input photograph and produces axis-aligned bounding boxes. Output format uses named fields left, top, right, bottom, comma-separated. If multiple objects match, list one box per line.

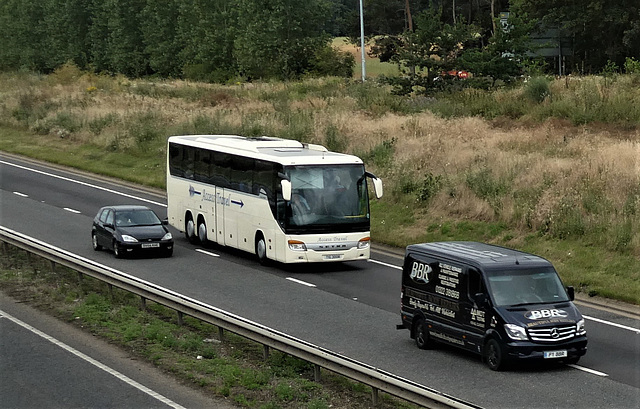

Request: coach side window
left=210, top=152, right=231, bottom=188
left=168, top=143, right=184, bottom=178
left=231, top=155, right=253, bottom=193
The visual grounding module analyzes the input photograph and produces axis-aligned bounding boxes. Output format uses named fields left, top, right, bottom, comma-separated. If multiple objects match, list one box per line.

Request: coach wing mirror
left=366, top=171, right=383, bottom=199
left=281, top=179, right=292, bottom=201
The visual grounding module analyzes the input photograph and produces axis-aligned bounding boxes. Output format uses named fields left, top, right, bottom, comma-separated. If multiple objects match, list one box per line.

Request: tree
left=512, top=0, right=640, bottom=73
left=233, top=0, right=333, bottom=80
left=141, top=0, right=183, bottom=77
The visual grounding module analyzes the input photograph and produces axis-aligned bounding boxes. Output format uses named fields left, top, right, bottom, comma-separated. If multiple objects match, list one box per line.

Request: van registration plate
left=544, top=350, right=567, bottom=359
left=142, top=243, right=160, bottom=248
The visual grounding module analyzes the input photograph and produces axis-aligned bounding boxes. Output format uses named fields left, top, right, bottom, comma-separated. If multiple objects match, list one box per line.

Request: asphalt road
left=1, top=153, right=639, bottom=409
left=0, top=292, right=237, bottom=409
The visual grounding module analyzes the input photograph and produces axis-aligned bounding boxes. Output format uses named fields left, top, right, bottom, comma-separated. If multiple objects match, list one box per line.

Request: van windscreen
left=485, top=267, right=570, bottom=307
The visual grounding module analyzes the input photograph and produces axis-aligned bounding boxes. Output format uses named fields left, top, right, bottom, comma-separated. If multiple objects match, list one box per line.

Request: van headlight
left=576, top=319, right=586, bottom=336
left=505, top=324, right=528, bottom=341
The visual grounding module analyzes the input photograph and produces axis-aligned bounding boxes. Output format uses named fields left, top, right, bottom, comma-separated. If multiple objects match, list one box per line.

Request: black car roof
left=102, top=205, right=152, bottom=212
left=406, top=241, right=552, bottom=270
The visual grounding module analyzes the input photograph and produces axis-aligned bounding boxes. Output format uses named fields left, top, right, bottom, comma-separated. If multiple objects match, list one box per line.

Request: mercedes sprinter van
left=397, top=241, right=587, bottom=370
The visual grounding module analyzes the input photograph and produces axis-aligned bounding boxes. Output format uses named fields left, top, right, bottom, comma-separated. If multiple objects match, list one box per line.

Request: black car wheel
left=92, top=233, right=102, bottom=251
left=113, top=241, right=124, bottom=258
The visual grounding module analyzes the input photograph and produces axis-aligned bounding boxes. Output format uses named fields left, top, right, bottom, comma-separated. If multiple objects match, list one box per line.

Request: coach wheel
left=255, top=234, right=268, bottom=265
left=197, top=219, right=207, bottom=243
left=185, top=214, right=198, bottom=244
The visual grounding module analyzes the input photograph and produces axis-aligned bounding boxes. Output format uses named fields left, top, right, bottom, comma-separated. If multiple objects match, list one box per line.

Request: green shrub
left=524, top=77, right=551, bottom=103
left=624, top=57, right=640, bottom=74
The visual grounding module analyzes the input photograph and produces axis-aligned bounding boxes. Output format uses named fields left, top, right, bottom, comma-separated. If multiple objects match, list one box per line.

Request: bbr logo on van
left=525, top=309, right=568, bottom=320
left=410, top=262, right=431, bottom=283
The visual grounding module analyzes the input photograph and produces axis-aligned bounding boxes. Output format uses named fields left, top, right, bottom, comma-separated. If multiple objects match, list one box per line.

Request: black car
left=91, top=205, right=174, bottom=258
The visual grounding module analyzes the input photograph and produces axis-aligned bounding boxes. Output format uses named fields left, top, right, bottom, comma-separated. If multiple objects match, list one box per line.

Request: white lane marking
left=64, top=208, right=81, bottom=214
left=368, top=258, right=402, bottom=270
left=1, top=160, right=165, bottom=207
left=569, top=364, right=609, bottom=377
left=13, top=191, right=29, bottom=197
left=584, top=315, right=640, bottom=334
left=286, top=277, right=317, bottom=287
left=195, top=249, right=220, bottom=258
left=0, top=309, right=186, bottom=409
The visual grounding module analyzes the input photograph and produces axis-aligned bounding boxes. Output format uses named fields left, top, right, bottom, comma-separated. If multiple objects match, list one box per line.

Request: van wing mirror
left=281, top=179, right=292, bottom=201
left=474, top=293, right=488, bottom=307
left=365, top=171, right=383, bottom=199
left=566, top=286, right=575, bottom=301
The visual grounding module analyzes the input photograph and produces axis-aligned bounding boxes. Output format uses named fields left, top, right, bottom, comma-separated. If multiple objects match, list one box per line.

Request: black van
left=397, top=242, right=587, bottom=370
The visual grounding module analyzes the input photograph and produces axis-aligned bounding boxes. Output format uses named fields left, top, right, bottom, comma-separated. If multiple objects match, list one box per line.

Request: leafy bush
left=524, top=76, right=551, bottom=103
left=309, top=46, right=354, bottom=78
left=625, top=57, right=640, bottom=74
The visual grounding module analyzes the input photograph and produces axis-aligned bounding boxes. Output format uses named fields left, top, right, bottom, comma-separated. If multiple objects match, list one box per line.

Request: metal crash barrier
left=0, top=226, right=480, bottom=409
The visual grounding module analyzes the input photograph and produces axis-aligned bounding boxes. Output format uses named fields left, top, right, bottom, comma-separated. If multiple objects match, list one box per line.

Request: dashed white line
left=569, top=364, right=609, bottom=377
left=195, top=249, right=220, bottom=257
left=13, top=191, right=29, bottom=197
left=64, top=207, right=81, bottom=214
left=1, top=160, right=165, bottom=207
left=0, top=309, right=186, bottom=409
left=584, top=315, right=640, bottom=334
left=368, top=258, right=402, bottom=270
left=286, top=277, right=317, bottom=287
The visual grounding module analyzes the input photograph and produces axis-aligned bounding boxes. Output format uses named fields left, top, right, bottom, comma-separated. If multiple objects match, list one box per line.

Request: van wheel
left=414, top=319, right=432, bottom=350
left=484, top=339, right=505, bottom=371
left=255, top=234, right=269, bottom=265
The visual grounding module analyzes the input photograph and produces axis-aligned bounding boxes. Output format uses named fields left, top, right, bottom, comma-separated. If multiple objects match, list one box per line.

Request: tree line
left=0, top=0, right=638, bottom=84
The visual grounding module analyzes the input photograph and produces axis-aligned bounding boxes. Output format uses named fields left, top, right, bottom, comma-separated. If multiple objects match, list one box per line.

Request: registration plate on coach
left=544, top=350, right=567, bottom=359
left=323, top=254, right=342, bottom=260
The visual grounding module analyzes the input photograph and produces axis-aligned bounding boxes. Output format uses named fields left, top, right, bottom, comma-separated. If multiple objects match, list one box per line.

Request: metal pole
left=359, top=0, right=366, bottom=82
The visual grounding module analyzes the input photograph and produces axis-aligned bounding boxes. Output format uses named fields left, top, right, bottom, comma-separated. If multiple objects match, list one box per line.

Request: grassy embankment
left=0, top=67, right=638, bottom=304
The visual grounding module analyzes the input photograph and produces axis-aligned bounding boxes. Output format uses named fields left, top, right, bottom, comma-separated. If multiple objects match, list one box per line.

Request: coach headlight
left=358, top=237, right=370, bottom=249
left=288, top=240, right=307, bottom=251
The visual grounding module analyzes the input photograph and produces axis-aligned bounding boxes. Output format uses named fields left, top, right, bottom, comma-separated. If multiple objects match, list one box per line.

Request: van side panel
left=402, top=252, right=469, bottom=349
